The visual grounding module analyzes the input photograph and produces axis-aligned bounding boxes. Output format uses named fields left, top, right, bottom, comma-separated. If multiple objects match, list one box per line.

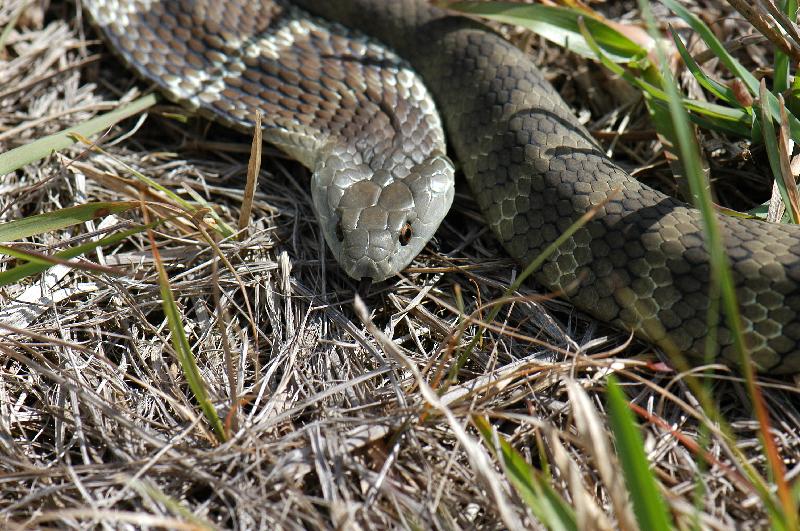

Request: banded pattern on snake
left=84, top=0, right=800, bottom=374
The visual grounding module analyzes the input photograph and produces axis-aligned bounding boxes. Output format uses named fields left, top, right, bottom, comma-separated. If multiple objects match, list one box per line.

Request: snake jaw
left=312, top=151, right=455, bottom=281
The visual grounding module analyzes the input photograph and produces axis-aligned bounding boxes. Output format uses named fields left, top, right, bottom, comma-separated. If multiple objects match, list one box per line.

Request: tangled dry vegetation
left=1, top=1, right=799, bottom=529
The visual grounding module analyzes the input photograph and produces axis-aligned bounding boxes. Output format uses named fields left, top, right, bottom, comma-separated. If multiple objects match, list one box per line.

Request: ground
left=1, top=1, right=798, bottom=529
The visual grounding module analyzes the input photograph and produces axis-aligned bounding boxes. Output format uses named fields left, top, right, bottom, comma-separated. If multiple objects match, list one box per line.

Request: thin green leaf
left=0, top=94, right=158, bottom=175
left=779, top=0, right=798, bottom=109
left=0, top=0, right=27, bottom=50
left=473, top=416, right=578, bottom=531
left=182, top=187, right=236, bottom=238
left=71, top=136, right=236, bottom=239
left=445, top=1, right=646, bottom=63
left=606, top=376, right=673, bottom=530
left=758, top=80, right=799, bottom=223
left=0, top=201, right=138, bottom=241
left=681, top=100, right=750, bottom=122
left=578, top=21, right=751, bottom=136
left=744, top=202, right=772, bottom=220
left=683, top=108, right=752, bottom=138
left=669, top=26, right=737, bottom=105
left=775, top=46, right=790, bottom=97
left=0, top=244, right=122, bottom=277
left=0, top=222, right=151, bottom=287
left=660, top=0, right=758, bottom=94
left=153, top=240, right=227, bottom=443
left=0, top=246, right=59, bottom=267
left=662, top=0, right=800, bottom=142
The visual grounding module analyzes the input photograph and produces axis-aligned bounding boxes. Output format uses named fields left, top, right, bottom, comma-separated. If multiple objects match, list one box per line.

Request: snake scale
left=84, top=0, right=800, bottom=374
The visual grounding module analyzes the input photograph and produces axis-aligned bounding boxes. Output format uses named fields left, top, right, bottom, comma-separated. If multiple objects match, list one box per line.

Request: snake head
left=312, top=151, right=455, bottom=282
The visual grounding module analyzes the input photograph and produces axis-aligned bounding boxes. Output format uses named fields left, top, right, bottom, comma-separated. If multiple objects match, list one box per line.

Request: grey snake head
left=312, top=148, right=455, bottom=282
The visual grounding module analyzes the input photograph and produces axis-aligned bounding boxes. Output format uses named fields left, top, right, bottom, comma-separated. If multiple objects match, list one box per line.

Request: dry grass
left=1, top=0, right=799, bottom=529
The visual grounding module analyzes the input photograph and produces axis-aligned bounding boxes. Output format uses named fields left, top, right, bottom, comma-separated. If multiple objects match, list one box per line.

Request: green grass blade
left=661, top=0, right=800, bottom=141
left=473, top=416, right=578, bottom=531
left=151, top=231, right=227, bottom=443
left=746, top=201, right=775, bottom=220
left=679, top=100, right=750, bottom=122
left=0, top=94, right=158, bottom=175
left=774, top=44, right=790, bottom=97
left=72, top=137, right=236, bottom=239
left=445, top=1, right=646, bottom=63
left=638, top=0, right=747, bottom=366
left=758, top=80, right=799, bottom=223
left=791, top=65, right=800, bottom=118
left=0, top=201, right=138, bottom=241
left=182, top=186, right=236, bottom=238
left=669, top=27, right=737, bottom=105
left=682, top=108, right=752, bottom=137
left=0, top=245, right=63, bottom=267
left=779, top=0, right=800, bottom=116
left=0, top=222, right=151, bottom=287
left=0, top=0, right=26, bottom=50
left=578, top=21, right=752, bottom=136
left=660, top=0, right=758, bottom=94
left=606, top=376, right=673, bottom=530
left=447, top=186, right=613, bottom=383
left=0, top=244, right=124, bottom=278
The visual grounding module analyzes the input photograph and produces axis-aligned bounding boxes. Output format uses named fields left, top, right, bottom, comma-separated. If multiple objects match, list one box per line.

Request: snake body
left=86, top=0, right=455, bottom=281
left=85, top=0, right=800, bottom=374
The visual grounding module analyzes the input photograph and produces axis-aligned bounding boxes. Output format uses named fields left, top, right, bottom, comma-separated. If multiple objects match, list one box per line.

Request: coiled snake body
left=85, top=0, right=800, bottom=374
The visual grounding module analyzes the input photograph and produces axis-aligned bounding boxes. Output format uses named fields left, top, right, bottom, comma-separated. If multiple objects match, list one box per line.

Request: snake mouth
left=346, top=253, right=394, bottom=282
left=358, top=277, right=373, bottom=298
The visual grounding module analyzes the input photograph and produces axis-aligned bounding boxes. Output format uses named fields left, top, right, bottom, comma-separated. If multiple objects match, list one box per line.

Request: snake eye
left=335, top=221, right=344, bottom=242
left=399, top=222, right=413, bottom=246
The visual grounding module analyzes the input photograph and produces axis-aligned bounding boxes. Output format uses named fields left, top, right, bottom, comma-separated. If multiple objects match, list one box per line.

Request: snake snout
left=311, top=151, right=455, bottom=282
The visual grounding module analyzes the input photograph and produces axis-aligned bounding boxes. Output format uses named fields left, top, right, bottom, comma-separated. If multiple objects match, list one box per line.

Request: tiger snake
left=83, top=0, right=800, bottom=374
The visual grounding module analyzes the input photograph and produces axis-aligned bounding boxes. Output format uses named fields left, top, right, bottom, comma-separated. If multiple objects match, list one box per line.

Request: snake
left=82, top=0, right=800, bottom=374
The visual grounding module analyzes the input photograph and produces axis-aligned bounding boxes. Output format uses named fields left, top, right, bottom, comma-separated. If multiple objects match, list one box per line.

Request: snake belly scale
left=84, top=0, right=800, bottom=374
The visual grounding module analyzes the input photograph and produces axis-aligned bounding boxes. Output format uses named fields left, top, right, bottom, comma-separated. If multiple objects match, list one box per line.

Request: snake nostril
left=335, top=221, right=344, bottom=242
left=399, top=222, right=413, bottom=246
